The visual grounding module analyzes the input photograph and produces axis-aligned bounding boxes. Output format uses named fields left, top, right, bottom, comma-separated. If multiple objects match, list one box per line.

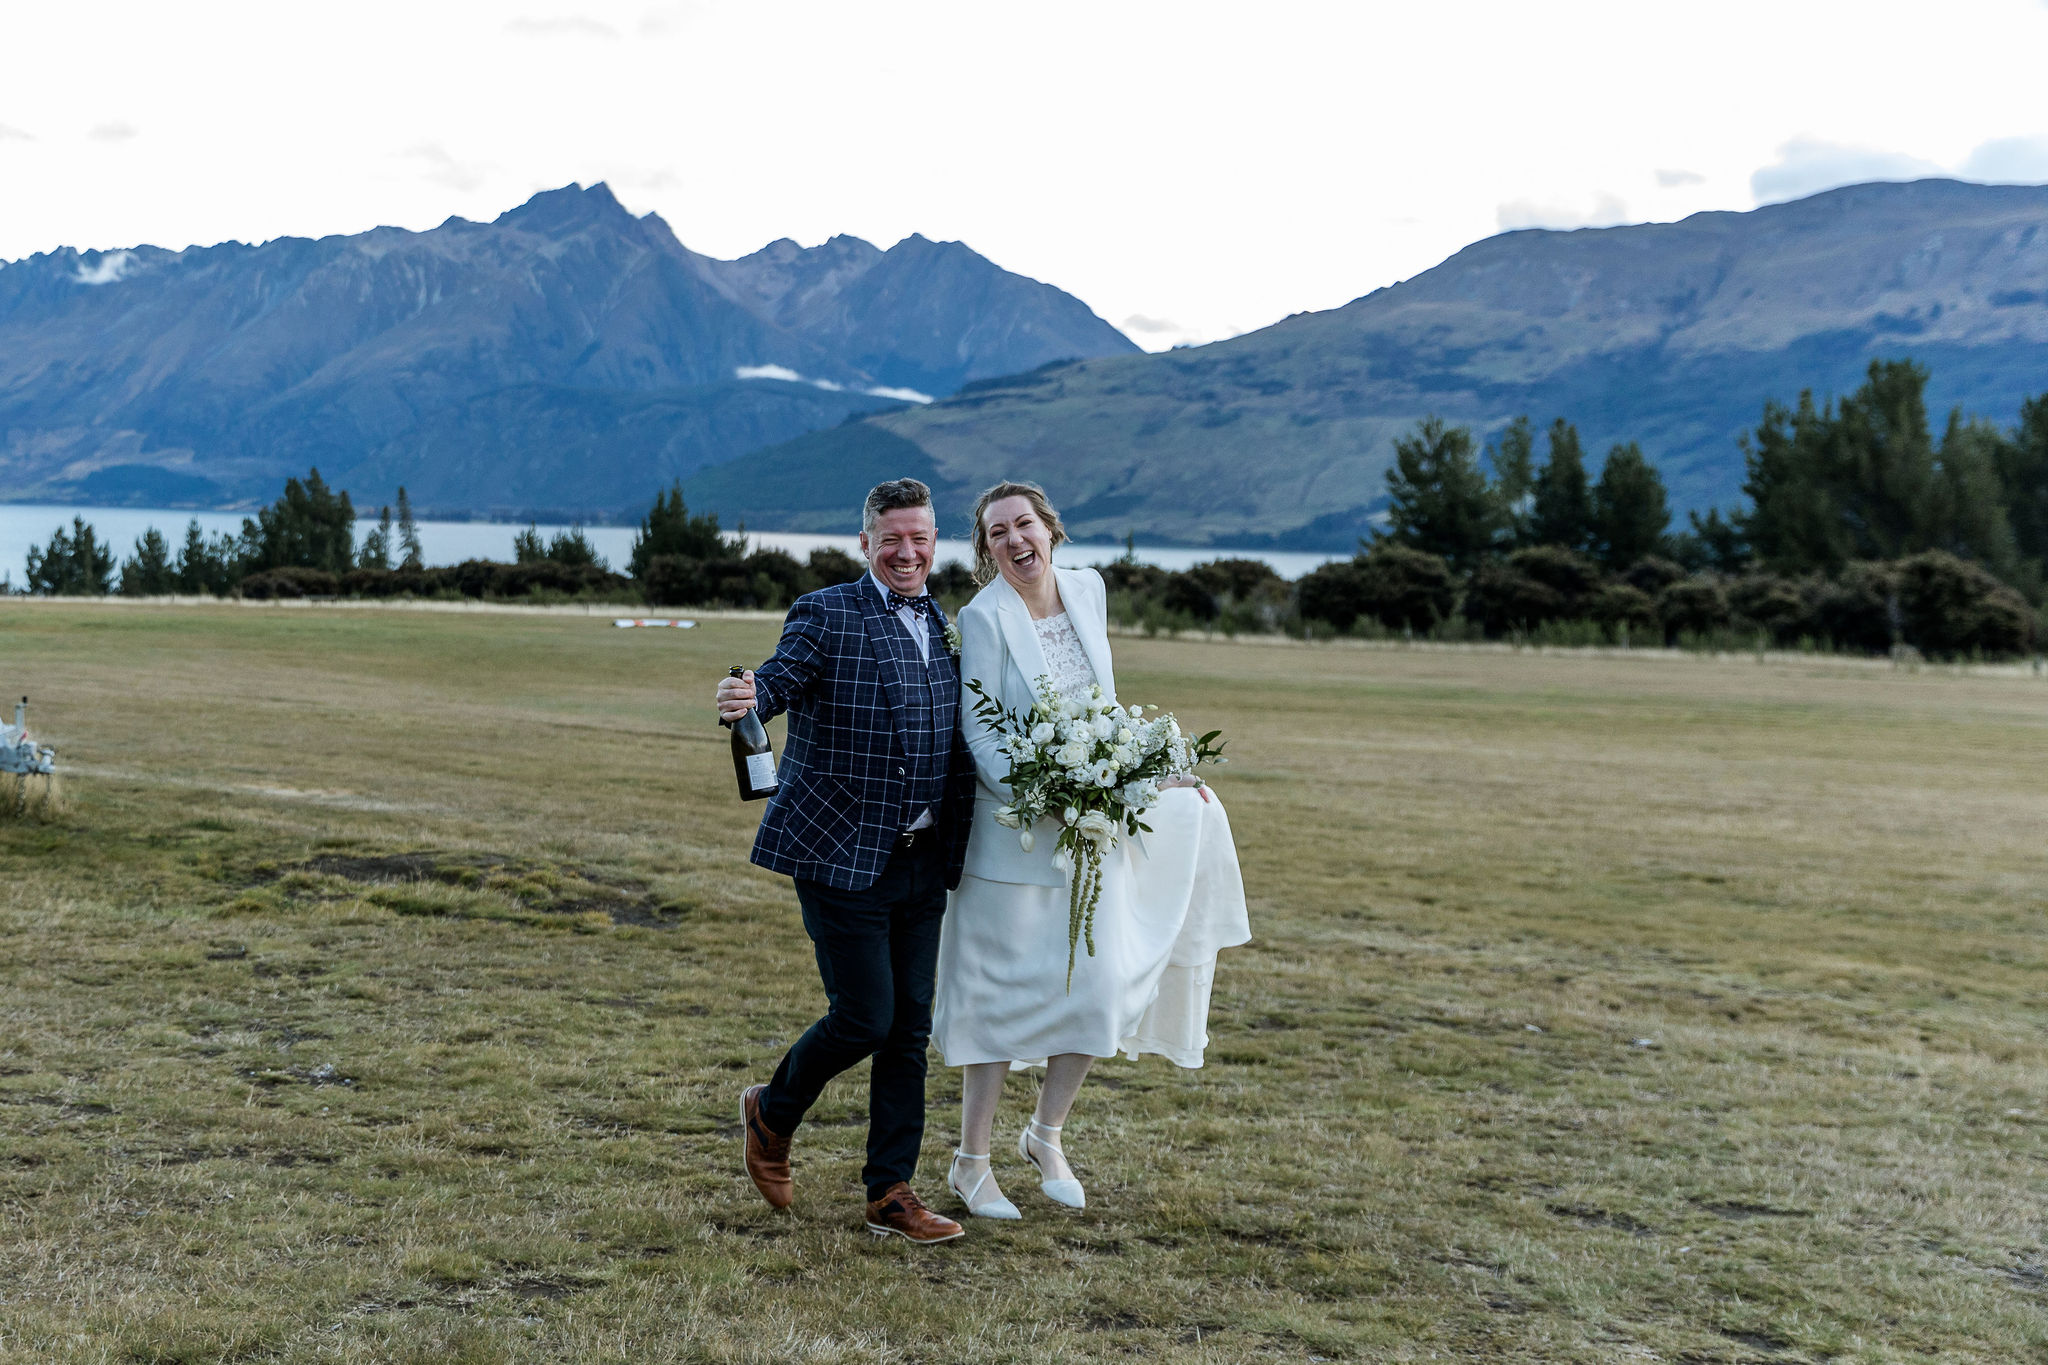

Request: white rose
left=1030, top=721, right=1057, bottom=746
left=1091, top=713, right=1116, bottom=740
left=1055, top=742, right=1091, bottom=770
left=1111, top=745, right=1135, bottom=768
left=1018, top=827, right=1035, bottom=852
left=1115, top=726, right=1134, bottom=746
left=1075, top=810, right=1116, bottom=845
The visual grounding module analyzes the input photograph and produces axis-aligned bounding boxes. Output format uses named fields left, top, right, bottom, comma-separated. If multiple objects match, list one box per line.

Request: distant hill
left=0, top=184, right=1138, bottom=518
left=693, top=180, right=2048, bottom=547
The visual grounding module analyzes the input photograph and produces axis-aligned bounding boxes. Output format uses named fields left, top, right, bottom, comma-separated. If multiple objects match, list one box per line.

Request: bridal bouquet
left=966, top=675, right=1224, bottom=987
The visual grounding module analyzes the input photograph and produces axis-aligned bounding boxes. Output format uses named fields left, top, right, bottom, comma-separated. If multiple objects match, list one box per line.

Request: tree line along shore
left=8, top=357, right=2044, bottom=661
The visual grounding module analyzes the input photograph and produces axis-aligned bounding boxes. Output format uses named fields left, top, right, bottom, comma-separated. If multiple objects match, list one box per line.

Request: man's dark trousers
left=758, top=833, right=947, bottom=1200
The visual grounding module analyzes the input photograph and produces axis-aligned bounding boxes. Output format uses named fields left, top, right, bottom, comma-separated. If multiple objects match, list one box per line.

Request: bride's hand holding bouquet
left=965, top=674, right=1224, bottom=987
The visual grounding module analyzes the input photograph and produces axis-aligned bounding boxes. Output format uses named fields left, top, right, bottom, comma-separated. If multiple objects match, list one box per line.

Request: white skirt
left=933, top=788, right=1251, bottom=1069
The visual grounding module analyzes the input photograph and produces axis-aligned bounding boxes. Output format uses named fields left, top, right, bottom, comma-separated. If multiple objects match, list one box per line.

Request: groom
left=712, top=477, right=976, bottom=1244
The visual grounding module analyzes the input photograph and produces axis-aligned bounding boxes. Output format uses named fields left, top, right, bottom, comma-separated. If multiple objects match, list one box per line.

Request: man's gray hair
left=862, top=478, right=935, bottom=535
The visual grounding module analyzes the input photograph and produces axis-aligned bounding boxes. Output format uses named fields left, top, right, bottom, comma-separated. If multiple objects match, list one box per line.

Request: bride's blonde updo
left=969, top=481, right=1068, bottom=586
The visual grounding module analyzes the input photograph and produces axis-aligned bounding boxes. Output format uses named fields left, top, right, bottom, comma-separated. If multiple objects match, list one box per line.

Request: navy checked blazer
left=748, top=578, right=976, bottom=893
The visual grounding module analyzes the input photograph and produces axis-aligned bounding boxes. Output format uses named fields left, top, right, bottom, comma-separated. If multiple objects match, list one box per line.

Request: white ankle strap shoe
left=948, top=1149, right=1021, bottom=1220
left=1018, top=1119, right=1085, bottom=1209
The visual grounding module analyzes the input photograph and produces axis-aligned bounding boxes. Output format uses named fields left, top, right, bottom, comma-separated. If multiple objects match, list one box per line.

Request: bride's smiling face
left=983, top=495, right=1054, bottom=592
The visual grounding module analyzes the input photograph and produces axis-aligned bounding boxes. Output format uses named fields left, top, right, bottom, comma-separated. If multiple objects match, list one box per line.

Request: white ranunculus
left=1018, top=827, right=1035, bottom=852
left=993, top=805, right=1022, bottom=829
left=1029, top=721, right=1057, bottom=746
left=1091, top=713, right=1116, bottom=740
left=1074, top=810, right=1116, bottom=845
left=1055, top=741, right=1091, bottom=770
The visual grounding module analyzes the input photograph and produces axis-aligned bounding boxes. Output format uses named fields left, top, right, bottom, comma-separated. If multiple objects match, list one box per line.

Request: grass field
left=0, top=600, right=2043, bottom=1364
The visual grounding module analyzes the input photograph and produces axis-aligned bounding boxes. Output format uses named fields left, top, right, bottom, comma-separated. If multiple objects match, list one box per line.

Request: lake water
left=0, top=504, right=1341, bottom=589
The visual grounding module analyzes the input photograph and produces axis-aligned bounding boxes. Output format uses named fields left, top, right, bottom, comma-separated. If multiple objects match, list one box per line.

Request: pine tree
left=628, top=483, right=742, bottom=580
left=511, top=524, right=546, bottom=564
left=1530, top=419, right=1595, bottom=551
left=119, top=527, right=177, bottom=596
left=396, top=487, right=424, bottom=571
left=1591, top=443, right=1671, bottom=569
left=1997, top=394, right=2048, bottom=597
left=1487, top=415, right=1537, bottom=547
left=358, top=506, right=393, bottom=571
left=248, top=467, right=356, bottom=572
left=25, top=517, right=115, bottom=595
left=545, top=526, right=606, bottom=569
left=174, top=519, right=242, bottom=594
left=1382, top=416, right=1502, bottom=571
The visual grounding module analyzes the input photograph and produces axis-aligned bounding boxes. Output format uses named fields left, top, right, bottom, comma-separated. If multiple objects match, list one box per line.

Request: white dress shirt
left=869, top=572, right=936, bottom=830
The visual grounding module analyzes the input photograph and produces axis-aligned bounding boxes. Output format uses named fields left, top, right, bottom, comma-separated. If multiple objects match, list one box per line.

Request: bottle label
left=746, top=752, right=778, bottom=789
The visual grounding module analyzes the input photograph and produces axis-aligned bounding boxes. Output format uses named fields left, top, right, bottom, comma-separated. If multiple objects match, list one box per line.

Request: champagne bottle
left=725, top=666, right=779, bottom=801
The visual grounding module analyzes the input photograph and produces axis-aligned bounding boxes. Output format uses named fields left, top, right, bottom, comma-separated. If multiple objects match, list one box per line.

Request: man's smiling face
left=860, top=505, right=937, bottom=596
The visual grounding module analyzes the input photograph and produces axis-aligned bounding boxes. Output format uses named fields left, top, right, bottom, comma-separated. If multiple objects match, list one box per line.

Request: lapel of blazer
left=993, top=574, right=1053, bottom=704
left=856, top=580, right=913, bottom=757
left=1065, top=568, right=1118, bottom=704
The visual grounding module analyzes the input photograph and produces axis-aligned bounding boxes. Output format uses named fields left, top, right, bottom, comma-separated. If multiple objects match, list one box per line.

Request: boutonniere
left=943, top=622, right=962, bottom=657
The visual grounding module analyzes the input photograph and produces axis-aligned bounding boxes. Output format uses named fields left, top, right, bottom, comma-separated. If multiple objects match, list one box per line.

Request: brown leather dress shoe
left=740, top=1084, right=793, bottom=1210
left=864, top=1182, right=965, bottom=1243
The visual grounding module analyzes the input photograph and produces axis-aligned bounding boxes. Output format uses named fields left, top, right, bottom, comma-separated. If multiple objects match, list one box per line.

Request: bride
left=931, top=480, right=1251, bottom=1219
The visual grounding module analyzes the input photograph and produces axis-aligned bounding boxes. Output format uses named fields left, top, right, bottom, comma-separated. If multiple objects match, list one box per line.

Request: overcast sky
left=5, top=0, right=2047, bottom=350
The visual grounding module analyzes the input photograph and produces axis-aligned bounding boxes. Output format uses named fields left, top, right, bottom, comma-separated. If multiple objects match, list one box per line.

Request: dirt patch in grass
left=248, top=849, right=683, bottom=927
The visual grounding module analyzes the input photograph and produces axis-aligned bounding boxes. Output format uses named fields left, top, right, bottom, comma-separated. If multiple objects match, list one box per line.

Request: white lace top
left=1032, top=612, right=1098, bottom=699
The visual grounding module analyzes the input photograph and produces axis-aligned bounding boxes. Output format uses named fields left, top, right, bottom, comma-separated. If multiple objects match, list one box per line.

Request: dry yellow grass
left=0, top=600, right=2043, bottom=1363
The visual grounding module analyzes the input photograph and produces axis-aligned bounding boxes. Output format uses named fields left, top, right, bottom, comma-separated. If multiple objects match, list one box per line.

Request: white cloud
left=87, top=122, right=138, bottom=142
left=1119, top=313, right=1229, bottom=351
left=506, top=15, right=620, bottom=38
left=863, top=384, right=934, bottom=404
left=636, top=6, right=696, bottom=37
left=1750, top=136, right=1945, bottom=205
left=735, top=364, right=930, bottom=403
left=1654, top=168, right=1705, bottom=188
left=1959, top=135, right=2048, bottom=185
left=1495, top=192, right=1631, bottom=232
left=398, top=143, right=489, bottom=192
left=74, top=250, right=133, bottom=285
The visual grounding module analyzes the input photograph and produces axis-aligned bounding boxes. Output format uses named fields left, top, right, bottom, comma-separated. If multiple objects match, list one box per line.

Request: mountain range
left=691, top=179, right=2048, bottom=548
left=0, top=183, right=1138, bottom=517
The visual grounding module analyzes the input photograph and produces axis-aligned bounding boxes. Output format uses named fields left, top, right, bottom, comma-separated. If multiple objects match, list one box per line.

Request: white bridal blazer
left=954, top=565, right=1116, bottom=889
